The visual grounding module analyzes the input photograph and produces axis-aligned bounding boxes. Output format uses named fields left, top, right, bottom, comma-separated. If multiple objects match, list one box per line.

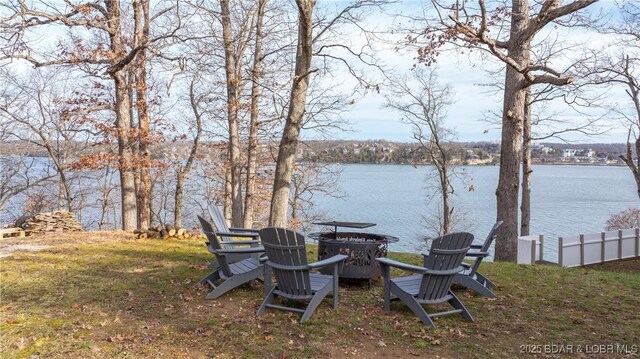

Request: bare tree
left=593, top=1, right=640, bottom=198
left=0, top=156, right=55, bottom=213
left=521, top=82, right=606, bottom=236
left=173, top=74, right=205, bottom=228
left=244, top=0, right=268, bottom=229
left=269, top=0, right=389, bottom=227
left=480, top=61, right=607, bottom=237
left=132, top=0, right=152, bottom=230
left=268, top=0, right=316, bottom=227
left=0, top=68, right=99, bottom=214
left=406, top=0, right=598, bottom=260
left=288, top=161, right=343, bottom=231
left=384, top=68, right=458, bottom=235
left=218, top=0, right=255, bottom=227
left=2, top=1, right=178, bottom=230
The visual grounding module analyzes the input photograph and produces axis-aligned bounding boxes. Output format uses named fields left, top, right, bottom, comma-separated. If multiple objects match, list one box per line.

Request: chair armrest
left=376, top=257, right=426, bottom=273
left=229, top=227, right=260, bottom=233
left=308, top=254, right=348, bottom=269
left=219, top=240, right=261, bottom=246
left=470, top=244, right=483, bottom=249
left=465, top=251, right=489, bottom=258
left=216, top=246, right=265, bottom=255
left=216, top=231, right=260, bottom=239
left=423, top=266, right=465, bottom=276
left=427, top=248, right=488, bottom=259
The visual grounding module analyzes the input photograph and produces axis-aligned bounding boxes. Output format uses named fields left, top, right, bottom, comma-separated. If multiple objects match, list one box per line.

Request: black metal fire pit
left=314, top=231, right=399, bottom=281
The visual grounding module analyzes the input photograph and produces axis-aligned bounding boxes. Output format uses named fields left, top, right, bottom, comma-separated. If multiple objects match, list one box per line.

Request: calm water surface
left=311, top=164, right=638, bottom=259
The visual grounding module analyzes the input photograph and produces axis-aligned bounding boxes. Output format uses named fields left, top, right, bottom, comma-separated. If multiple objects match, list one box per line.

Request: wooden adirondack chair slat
left=196, top=216, right=265, bottom=299
left=206, top=205, right=261, bottom=264
left=257, top=227, right=347, bottom=323
left=378, top=232, right=475, bottom=328
left=454, top=221, right=502, bottom=297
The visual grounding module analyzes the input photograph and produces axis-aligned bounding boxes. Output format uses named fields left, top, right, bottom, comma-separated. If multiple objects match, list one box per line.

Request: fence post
left=636, top=228, right=640, bottom=257
left=530, top=240, right=536, bottom=264
left=579, top=234, right=585, bottom=266
left=601, top=232, right=606, bottom=264
left=558, top=237, right=564, bottom=267
left=539, top=235, right=544, bottom=262
left=618, top=229, right=623, bottom=260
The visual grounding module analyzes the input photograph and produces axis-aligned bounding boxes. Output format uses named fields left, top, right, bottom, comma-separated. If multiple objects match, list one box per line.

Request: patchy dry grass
left=1, top=233, right=638, bottom=358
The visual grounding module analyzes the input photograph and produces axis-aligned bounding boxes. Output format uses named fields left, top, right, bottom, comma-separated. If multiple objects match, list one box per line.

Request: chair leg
left=263, top=265, right=272, bottom=295
left=205, top=272, right=258, bottom=300
left=448, top=291, right=474, bottom=322
left=199, top=269, right=221, bottom=288
left=476, top=272, right=496, bottom=289
left=381, top=264, right=391, bottom=312
left=301, top=284, right=331, bottom=323
left=257, top=287, right=276, bottom=316
left=392, top=285, right=435, bottom=328
left=332, top=265, right=339, bottom=309
left=455, top=274, right=496, bottom=298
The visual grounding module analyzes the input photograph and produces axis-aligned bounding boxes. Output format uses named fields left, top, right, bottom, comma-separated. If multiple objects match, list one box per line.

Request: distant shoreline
left=314, top=162, right=626, bottom=167
left=5, top=154, right=626, bottom=168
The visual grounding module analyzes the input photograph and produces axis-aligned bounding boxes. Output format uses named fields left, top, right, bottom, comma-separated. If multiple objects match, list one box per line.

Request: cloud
left=324, top=2, right=630, bottom=144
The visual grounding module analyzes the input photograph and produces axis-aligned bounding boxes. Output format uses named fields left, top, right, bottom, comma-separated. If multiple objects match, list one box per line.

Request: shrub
left=605, top=208, right=640, bottom=230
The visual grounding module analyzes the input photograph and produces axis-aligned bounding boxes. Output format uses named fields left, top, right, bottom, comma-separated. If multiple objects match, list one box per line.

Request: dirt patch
left=585, top=257, right=640, bottom=274
left=0, top=244, right=50, bottom=258
left=0, top=230, right=135, bottom=259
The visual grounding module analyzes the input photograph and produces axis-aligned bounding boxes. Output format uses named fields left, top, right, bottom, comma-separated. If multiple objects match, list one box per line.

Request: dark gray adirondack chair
left=377, top=232, right=474, bottom=328
left=257, top=227, right=347, bottom=323
left=208, top=205, right=260, bottom=237
left=426, top=221, right=502, bottom=298
left=206, top=205, right=260, bottom=265
left=196, top=215, right=265, bottom=299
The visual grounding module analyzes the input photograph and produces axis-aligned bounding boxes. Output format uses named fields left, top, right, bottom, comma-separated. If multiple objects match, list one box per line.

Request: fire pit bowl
left=313, top=231, right=399, bottom=280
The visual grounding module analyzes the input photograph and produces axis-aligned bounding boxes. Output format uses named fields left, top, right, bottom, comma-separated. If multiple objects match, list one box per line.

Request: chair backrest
left=258, top=227, right=312, bottom=299
left=419, top=232, right=474, bottom=301
left=207, top=205, right=233, bottom=242
left=468, top=221, right=503, bottom=276
left=197, top=215, right=232, bottom=277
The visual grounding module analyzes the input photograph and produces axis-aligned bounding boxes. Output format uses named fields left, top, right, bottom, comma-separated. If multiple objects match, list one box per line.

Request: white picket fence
left=518, top=228, right=640, bottom=268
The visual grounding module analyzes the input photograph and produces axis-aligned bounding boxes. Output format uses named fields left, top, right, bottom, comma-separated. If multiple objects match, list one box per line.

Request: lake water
left=310, top=164, right=638, bottom=259
left=3, top=158, right=636, bottom=261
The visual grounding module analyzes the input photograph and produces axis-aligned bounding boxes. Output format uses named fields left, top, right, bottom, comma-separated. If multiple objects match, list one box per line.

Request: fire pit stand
left=310, top=222, right=399, bottom=287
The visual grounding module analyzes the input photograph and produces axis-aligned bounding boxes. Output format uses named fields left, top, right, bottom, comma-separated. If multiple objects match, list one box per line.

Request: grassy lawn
left=1, top=232, right=639, bottom=358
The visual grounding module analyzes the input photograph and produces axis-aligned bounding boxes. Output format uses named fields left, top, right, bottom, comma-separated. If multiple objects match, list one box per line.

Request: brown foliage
left=605, top=208, right=640, bottom=230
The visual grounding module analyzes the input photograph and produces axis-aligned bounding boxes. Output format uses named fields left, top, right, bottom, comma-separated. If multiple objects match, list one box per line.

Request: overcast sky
left=315, top=0, right=630, bottom=144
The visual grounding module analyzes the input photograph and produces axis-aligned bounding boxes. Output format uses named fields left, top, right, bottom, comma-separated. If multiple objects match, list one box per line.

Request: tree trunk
left=244, top=0, right=267, bottom=229
left=520, top=90, right=532, bottom=236
left=99, top=166, right=113, bottom=230
left=224, top=163, right=232, bottom=225
left=114, top=72, right=138, bottom=231
left=174, top=77, right=204, bottom=229
left=268, top=0, right=316, bottom=228
left=220, top=0, right=244, bottom=227
left=174, top=172, right=184, bottom=228
left=440, top=165, right=451, bottom=234
left=290, top=185, right=299, bottom=230
left=133, top=0, right=151, bottom=230
left=495, top=0, right=530, bottom=261
left=634, top=142, right=640, bottom=201
left=41, top=140, right=72, bottom=211
left=105, top=0, right=137, bottom=231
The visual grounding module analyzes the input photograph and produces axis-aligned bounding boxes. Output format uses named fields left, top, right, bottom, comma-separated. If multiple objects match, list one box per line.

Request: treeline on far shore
left=0, top=139, right=630, bottom=165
